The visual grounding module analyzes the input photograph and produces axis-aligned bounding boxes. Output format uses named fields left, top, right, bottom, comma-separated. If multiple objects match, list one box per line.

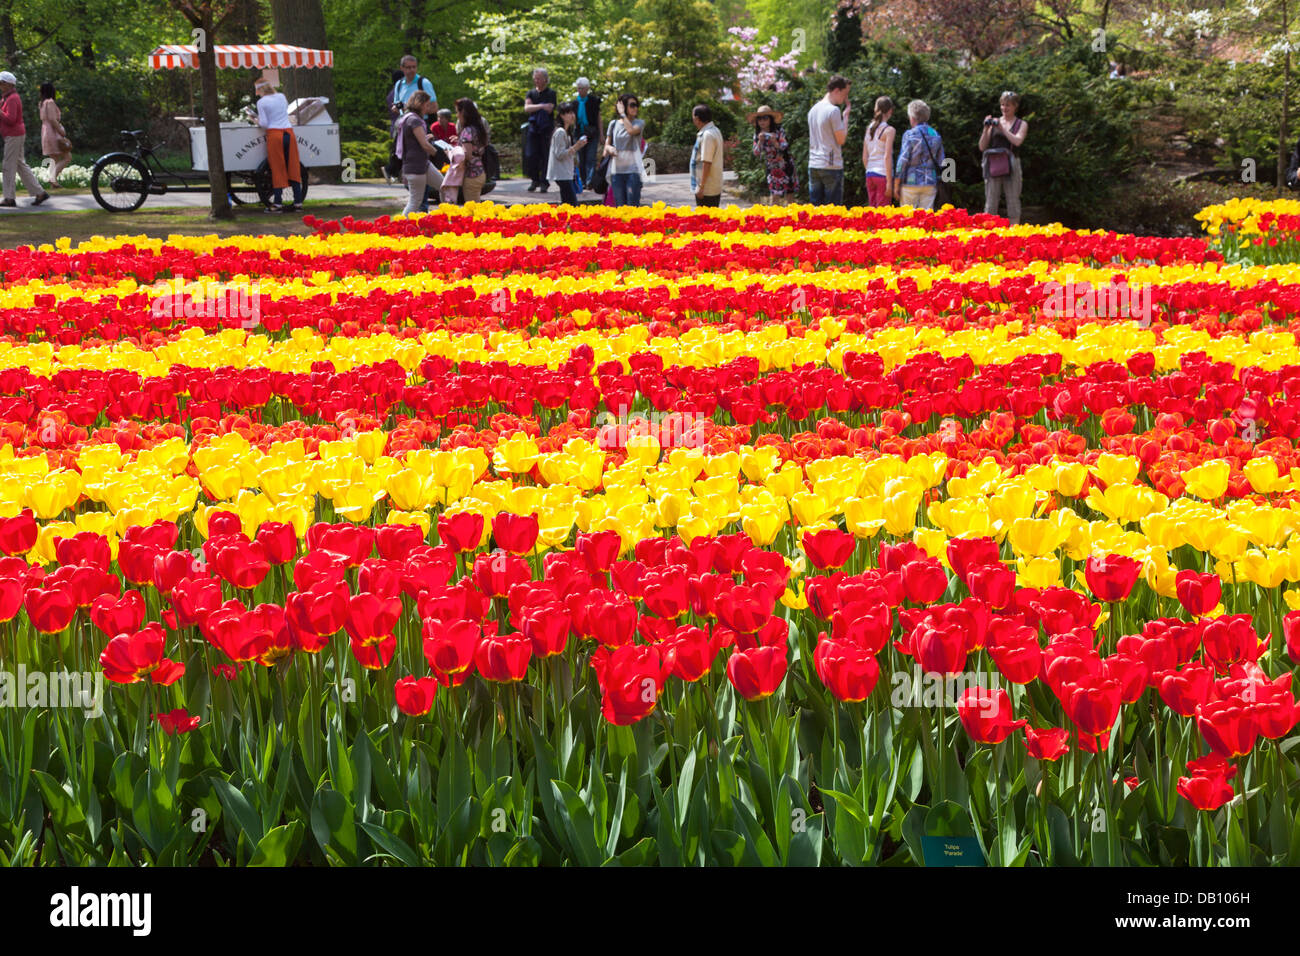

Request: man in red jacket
left=0, top=72, right=49, bottom=207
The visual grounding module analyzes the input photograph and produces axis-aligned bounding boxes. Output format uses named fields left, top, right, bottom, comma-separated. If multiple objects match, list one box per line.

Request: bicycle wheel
left=90, top=153, right=150, bottom=212
left=226, top=162, right=273, bottom=206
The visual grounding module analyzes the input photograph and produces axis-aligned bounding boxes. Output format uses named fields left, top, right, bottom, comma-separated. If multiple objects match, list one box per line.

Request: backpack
left=393, top=74, right=428, bottom=109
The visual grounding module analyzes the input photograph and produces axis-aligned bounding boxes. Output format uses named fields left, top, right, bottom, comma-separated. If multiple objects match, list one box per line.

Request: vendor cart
left=90, top=44, right=340, bottom=212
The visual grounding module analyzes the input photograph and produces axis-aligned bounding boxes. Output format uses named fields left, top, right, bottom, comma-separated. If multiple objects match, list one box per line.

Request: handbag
left=588, top=155, right=610, bottom=195
left=984, top=149, right=1012, bottom=179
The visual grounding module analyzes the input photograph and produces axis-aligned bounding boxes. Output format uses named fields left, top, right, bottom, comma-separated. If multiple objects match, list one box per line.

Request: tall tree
left=170, top=0, right=241, bottom=219
left=268, top=0, right=336, bottom=109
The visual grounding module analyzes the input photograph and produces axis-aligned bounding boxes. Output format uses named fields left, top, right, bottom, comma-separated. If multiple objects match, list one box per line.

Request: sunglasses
left=627, top=103, right=639, bottom=108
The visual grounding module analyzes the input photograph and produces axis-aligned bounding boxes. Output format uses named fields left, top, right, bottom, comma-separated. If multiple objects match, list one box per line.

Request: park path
left=0, top=171, right=748, bottom=216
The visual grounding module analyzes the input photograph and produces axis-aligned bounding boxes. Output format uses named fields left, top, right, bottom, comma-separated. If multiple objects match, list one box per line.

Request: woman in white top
left=861, top=95, right=895, bottom=207
left=255, top=80, right=303, bottom=211
left=603, top=93, right=645, bottom=206
left=548, top=102, right=586, bottom=205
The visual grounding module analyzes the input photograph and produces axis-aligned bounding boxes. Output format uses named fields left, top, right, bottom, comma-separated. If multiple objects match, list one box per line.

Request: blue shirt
left=895, top=124, right=944, bottom=186
left=393, top=75, right=436, bottom=111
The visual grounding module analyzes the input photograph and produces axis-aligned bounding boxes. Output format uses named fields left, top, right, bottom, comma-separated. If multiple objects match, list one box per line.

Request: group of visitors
left=752, top=75, right=1029, bottom=222
left=384, top=54, right=491, bottom=214
left=0, top=71, right=62, bottom=208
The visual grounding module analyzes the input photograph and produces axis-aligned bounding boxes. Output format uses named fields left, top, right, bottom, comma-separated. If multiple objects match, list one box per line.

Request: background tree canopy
left=0, top=0, right=1294, bottom=233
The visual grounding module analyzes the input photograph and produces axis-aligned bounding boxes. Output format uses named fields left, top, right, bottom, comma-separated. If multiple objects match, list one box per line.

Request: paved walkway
left=0, top=171, right=748, bottom=216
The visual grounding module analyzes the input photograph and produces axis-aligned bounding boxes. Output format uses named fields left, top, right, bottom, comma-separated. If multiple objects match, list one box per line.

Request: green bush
left=658, top=99, right=743, bottom=148
left=342, top=128, right=395, bottom=181
left=736, top=39, right=1139, bottom=224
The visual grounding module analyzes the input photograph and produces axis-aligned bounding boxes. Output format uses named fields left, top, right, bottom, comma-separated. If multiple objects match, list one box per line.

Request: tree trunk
left=267, top=0, right=335, bottom=108
left=1282, top=0, right=1292, bottom=194
left=0, top=4, right=17, bottom=63
left=198, top=9, right=234, bottom=220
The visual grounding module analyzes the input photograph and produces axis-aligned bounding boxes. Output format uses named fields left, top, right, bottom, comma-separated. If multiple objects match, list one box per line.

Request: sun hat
left=746, top=105, right=783, bottom=124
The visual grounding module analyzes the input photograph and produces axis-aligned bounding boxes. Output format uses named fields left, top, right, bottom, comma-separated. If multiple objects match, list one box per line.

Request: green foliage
left=742, top=0, right=835, bottom=68
left=734, top=38, right=1139, bottom=224
left=658, top=98, right=742, bottom=147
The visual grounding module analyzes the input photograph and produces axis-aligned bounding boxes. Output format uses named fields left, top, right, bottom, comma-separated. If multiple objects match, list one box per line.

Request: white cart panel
left=190, top=123, right=341, bottom=171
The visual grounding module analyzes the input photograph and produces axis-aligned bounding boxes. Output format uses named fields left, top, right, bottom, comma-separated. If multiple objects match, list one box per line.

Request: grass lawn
left=0, top=198, right=397, bottom=249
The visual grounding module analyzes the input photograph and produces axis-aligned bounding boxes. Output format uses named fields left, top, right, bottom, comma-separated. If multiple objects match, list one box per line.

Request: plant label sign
left=921, top=835, right=986, bottom=866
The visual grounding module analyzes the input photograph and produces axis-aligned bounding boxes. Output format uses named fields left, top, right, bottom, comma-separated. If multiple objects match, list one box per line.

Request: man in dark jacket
left=523, top=67, right=557, bottom=192
left=573, top=77, right=602, bottom=186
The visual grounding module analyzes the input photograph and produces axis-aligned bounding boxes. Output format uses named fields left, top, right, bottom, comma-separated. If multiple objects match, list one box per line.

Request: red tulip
left=1023, top=726, right=1070, bottom=761
left=1200, top=614, right=1266, bottom=674
left=520, top=603, right=571, bottom=657
left=965, top=564, right=1016, bottom=610
left=90, top=590, right=146, bottom=638
left=100, top=623, right=185, bottom=684
left=576, top=530, right=622, bottom=573
left=947, top=536, right=1000, bottom=585
left=394, top=676, right=439, bottom=716
left=1177, top=773, right=1234, bottom=811
left=1196, top=698, right=1259, bottom=758
left=956, top=687, right=1027, bottom=744
left=661, top=625, right=718, bottom=682
left=1084, top=554, right=1142, bottom=603
left=814, top=638, right=880, bottom=702
left=592, top=643, right=666, bottom=725
left=803, top=528, right=855, bottom=570
left=492, top=513, right=539, bottom=556
left=23, top=586, right=77, bottom=633
left=0, top=509, right=38, bottom=556
left=726, top=645, right=787, bottom=701
left=1285, top=610, right=1300, bottom=665
left=1062, top=676, right=1122, bottom=736
left=901, top=560, right=948, bottom=605
left=422, top=618, right=481, bottom=676
left=474, top=633, right=532, bottom=682
left=153, top=708, right=201, bottom=735
left=913, top=624, right=968, bottom=676
left=256, top=521, right=299, bottom=565
left=1158, top=663, right=1217, bottom=717
left=1175, top=570, right=1220, bottom=618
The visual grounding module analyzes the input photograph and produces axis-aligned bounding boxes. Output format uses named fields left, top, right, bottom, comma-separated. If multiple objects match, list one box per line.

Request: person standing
left=604, top=93, right=645, bottom=207
left=38, top=82, right=71, bottom=189
left=549, top=102, right=585, bottom=205
left=893, top=99, right=944, bottom=210
left=979, top=91, right=1028, bottom=224
left=0, top=72, right=48, bottom=207
left=523, top=68, right=557, bottom=192
left=861, top=95, right=895, bottom=207
left=255, top=79, right=305, bottom=212
left=390, top=56, right=437, bottom=122
left=396, top=91, right=445, bottom=214
left=750, top=105, right=795, bottom=204
left=573, top=77, right=601, bottom=185
left=690, top=104, right=724, bottom=208
left=806, top=75, right=850, bottom=205
left=456, top=96, right=491, bottom=203
left=429, top=108, right=458, bottom=145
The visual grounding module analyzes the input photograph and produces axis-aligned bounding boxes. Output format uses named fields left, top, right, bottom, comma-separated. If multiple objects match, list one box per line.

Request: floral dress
left=752, top=128, right=796, bottom=197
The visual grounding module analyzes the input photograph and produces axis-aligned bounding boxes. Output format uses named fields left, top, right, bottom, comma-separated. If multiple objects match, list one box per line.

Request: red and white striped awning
left=148, top=44, right=333, bottom=70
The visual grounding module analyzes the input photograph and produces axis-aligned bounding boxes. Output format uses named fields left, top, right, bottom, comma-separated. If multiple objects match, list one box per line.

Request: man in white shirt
left=690, top=105, right=724, bottom=207
left=806, top=75, right=850, bottom=205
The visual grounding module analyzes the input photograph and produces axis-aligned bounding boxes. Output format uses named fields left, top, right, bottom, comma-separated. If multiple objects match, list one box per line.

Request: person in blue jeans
left=604, top=93, right=645, bottom=206
left=806, top=75, right=850, bottom=205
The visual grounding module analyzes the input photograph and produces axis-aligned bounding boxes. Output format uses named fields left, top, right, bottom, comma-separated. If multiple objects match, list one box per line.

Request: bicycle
left=90, top=129, right=307, bottom=212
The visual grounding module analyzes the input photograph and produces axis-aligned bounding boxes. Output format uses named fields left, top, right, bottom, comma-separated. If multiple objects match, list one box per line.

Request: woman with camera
left=979, top=91, right=1028, bottom=224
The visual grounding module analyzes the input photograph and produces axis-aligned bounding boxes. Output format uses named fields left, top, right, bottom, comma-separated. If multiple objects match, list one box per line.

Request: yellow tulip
left=1181, top=460, right=1230, bottom=501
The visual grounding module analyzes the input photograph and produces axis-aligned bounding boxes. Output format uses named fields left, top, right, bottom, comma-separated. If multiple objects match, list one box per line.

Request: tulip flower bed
left=2, top=202, right=1300, bottom=867
left=1198, top=197, right=1300, bottom=266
